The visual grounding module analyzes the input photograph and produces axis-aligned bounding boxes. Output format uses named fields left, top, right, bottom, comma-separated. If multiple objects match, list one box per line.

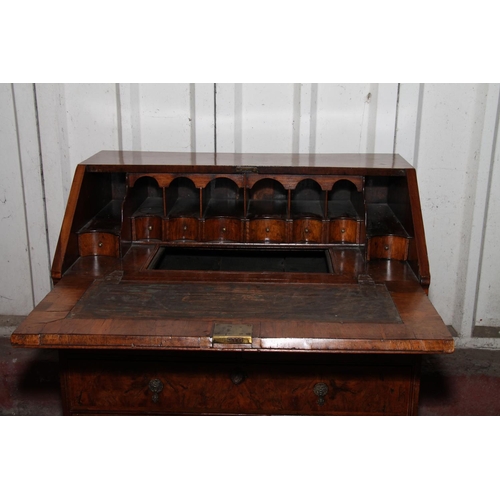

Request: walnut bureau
left=11, top=151, right=454, bottom=415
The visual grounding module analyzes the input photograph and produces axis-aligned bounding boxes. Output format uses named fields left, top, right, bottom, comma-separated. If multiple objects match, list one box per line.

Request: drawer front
left=329, top=219, right=360, bottom=243
left=78, top=232, right=119, bottom=257
left=367, top=235, right=409, bottom=261
left=167, top=217, right=199, bottom=241
left=134, top=216, right=163, bottom=240
left=292, top=219, right=323, bottom=243
left=204, top=218, right=242, bottom=242
left=248, top=219, right=286, bottom=243
left=63, top=358, right=416, bottom=416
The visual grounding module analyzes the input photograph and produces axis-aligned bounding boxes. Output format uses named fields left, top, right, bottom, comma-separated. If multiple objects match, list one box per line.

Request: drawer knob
left=183, top=225, right=188, bottom=231
left=384, top=245, right=390, bottom=251
left=304, top=228, right=309, bottom=234
left=341, top=228, right=346, bottom=233
left=148, top=225, right=153, bottom=231
left=98, top=242, right=103, bottom=248
left=265, top=227, right=270, bottom=233
left=222, top=227, right=227, bottom=232
left=313, top=382, right=328, bottom=406
left=148, top=378, right=164, bottom=403
left=230, top=372, right=245, bottom=385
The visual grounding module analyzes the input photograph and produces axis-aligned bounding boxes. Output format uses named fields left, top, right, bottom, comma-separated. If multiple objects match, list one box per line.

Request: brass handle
left=230, top=372, right=245, bottom=385
left=148, top=225, right=153, bottom=231
left=148, top=378, right=164, bottom=403
left=222, top=227, right=227, bottom=232
left=313, top=382, right=328, bottom=406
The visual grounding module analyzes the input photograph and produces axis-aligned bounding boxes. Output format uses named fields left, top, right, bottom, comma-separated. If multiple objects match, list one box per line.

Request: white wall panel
left=123, top=83, right=215, bottom=152
left=394, top=83, right=423, bottom=165
left=216, top=83, right=296, bottom=153
left=0, top=85, right=34, bottom=314
left=412, top=84, right=491, bottom=330
left=475, top=109, right=500, bottom=327
left=314, top=83, right=372, bottom=153
left=216, top=83, right=398, bottom=154
left=128, top=84, right=192, bottom=151
left=316, top=83, right=398, bottom=153
left=11, top=84, right=51, bottom=306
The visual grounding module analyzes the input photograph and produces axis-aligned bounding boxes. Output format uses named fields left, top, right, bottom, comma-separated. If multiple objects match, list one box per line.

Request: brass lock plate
left=212, top=323, right=253, bottom=344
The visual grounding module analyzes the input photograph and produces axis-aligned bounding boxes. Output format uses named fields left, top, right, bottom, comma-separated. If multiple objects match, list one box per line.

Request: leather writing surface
left=69, top=281, right=402, bottom=324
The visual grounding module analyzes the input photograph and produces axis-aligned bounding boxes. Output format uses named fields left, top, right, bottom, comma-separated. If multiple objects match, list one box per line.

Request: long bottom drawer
left=60, top=351, right=420, bottom=415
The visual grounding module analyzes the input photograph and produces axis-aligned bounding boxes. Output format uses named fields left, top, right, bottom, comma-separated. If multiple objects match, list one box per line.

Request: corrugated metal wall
left=1, top=83, right=499, bottom=348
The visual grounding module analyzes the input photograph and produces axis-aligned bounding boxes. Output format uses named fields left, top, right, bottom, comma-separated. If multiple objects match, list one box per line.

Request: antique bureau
left=11, top=151, right=454, bottom=415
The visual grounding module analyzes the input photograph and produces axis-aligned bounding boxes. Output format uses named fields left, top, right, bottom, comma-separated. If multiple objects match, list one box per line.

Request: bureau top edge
left=81, top=151, right=414, bottom=174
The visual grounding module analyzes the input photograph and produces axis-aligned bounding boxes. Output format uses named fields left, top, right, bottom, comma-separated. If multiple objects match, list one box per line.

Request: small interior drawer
left=248, top=219, right=287, bottom=243
left=134, top=216, right=163, bottom=240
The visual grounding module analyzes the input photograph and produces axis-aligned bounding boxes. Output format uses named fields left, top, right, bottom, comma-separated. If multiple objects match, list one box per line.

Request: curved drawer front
left=204, top=218, right=242, bottom=242
left=62, top=358, right=416, bottom=416
left=329, top=219, right=360, bottom=244
left=292, top=219, right=323, bottom=243
left=248, top=219, right=287, bottom=243
left=134, top=216, right=163, bottom=240
left=167, top=217, right=199, bottom=241
left=78, top=232, right=119, bottom=257
left=367, top=235, right=409, bottom=261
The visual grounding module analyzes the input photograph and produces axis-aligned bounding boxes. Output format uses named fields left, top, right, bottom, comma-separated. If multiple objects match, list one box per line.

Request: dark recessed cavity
left=150, top=248, right=331, bottom=273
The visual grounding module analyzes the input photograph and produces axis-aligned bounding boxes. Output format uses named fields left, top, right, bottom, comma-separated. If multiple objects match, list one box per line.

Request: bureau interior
left=63, top=171, right=423, bottom=281
left=149, top=247, right=332, bottom=273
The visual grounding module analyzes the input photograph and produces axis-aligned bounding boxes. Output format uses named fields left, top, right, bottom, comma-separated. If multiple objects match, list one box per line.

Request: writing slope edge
left=11, top=277, right=453, bottom=354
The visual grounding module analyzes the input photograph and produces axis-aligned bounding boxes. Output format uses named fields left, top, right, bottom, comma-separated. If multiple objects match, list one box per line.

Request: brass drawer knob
left=266, top=227, right=270, bottom=233
left=98, top=242, right=103, bottom=248
left=341, top=228, right=346, bottom=233
left=313, top=382, right=328, bottom=406
left=304, top=228, right=309, bottom=234
left=222, top=227, right=227, bottom=232
left=183, top=225, right=188, bottom=231
left=148, top=378, right=164, bottom=403
left=148, top=225, right=153, bottom=231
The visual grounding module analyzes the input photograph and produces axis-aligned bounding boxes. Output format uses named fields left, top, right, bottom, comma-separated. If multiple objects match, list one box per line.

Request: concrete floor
left=2, top=324, right=500, bottom=415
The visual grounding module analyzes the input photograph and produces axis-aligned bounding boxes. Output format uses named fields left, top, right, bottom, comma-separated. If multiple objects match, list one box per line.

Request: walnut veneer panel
left=61, top=352, right=420, bottom=416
